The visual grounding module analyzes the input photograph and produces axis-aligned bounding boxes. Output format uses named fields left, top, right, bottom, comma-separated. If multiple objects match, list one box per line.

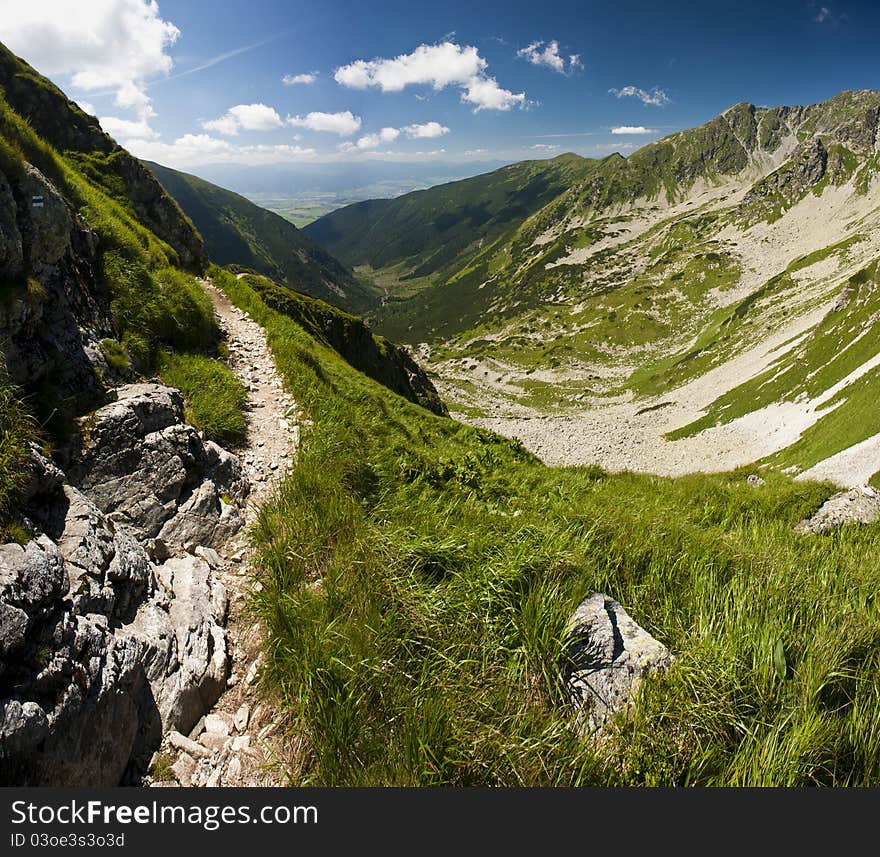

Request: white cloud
left=287, top=110, right=362, bottom=136
left=77, top=101, right=96, bottom=116
left=334, top=41, right=528, bottom=112
left=282, top=72, right=318, bottom=85
left=461, top=76, right=527, bottom=112
left=99, top=114, right=160, bottom=140
left=609, top=86, right=670, bottom=106
left=124, top=132, right=318, bottom=168
left=464, top=148, right=488, bottom=156
left=351, top=121, right=449, bottom=150
left=203, top=103, right=284, bottom=136
left=517, top=40, right=580, bottom=75
left=402, top=121, right=450, bottom=138
left=353, top=127, right=401, bottom=150
left=0, top=0, right=180, bottom=131
left=611, top=125, right=655, bottom=134
left=530, top=143, right=559, bottom=151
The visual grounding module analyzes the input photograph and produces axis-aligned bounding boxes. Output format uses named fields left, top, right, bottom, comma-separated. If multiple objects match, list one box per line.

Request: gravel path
left=149, top=278, right=299, bottom=788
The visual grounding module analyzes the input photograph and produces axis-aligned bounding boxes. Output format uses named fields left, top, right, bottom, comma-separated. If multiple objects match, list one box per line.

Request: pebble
left=169, top=730, right=211, bottom=759
left=205, top=714, right=230, bottom=736
left=234, top=703, right=250, bottom=732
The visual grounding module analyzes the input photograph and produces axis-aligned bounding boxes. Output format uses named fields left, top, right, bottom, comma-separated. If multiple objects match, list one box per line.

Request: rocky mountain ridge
left=308, top=90, right=880, bottom=489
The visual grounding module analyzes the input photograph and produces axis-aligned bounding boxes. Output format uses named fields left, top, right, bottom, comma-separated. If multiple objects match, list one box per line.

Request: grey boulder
left=565, top=593, right=673, bottom=734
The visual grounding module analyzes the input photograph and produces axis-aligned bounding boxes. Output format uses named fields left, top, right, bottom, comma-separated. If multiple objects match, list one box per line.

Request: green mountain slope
left=304, top=153, right=595, bottom=297
left=145, top=160, right=377, bottom=314
left=0, top=43, right=205, bottom=271
left=307, top=90, right=880, bottom=486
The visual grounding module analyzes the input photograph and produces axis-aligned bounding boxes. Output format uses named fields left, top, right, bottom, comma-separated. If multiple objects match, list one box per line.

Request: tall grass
left=0, top=366, right=34, bottom=540
left=213, top=267, right=880, bottom=787
left=159, top=352, right=248, bottom=447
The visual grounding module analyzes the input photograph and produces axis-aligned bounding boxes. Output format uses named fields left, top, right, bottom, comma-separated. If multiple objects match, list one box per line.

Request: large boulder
left=69, top=383, right=247, bottom=551
left=565, top=593, right=673, bottom=734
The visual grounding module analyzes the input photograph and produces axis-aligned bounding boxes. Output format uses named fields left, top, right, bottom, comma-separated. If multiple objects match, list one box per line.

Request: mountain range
left=5, top=31, right=880, bottom=790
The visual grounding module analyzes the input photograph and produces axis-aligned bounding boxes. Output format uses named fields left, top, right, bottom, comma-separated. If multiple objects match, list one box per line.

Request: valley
left=307, top=95, right=880, bottom=487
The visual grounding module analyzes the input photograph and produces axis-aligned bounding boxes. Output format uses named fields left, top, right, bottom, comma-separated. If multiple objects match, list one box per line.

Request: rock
left=204, top=713, right=230, bottom=736
left=565, top=593, right=673, bottom=735
left=171, top=752, right=196, bottom=787
left=233, top=703, right=250, bottom=732
left=224, top=756, right=242, bottom=786
left=167, top=730, right=211, bottom=759
left=194, top=546, right=222, bottom=569
left=125, top=556, right=228, bottom=735
left=747, top=474, right=765, bottom=487
left=795, top=487, right=880, bottom=534
left=198, top=732, right=230, bottom=753
left=53, top=486, right=152, bottom=620
left=68, top=384, right=247, bottom=552
left=245, top=658, right=261, bottom=687
left=231, top=735, right=250, bottom=752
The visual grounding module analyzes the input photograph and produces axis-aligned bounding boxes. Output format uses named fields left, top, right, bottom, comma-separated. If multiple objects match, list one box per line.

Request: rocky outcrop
left=0, top=42, right=205, bottom=272
left=69, top=384, right=247, bottom=551
left=0, top=162, right=111, bottom=403
left=795, top=485, right=880, bottom=534
left=0, top=385, right=248, bottom=786
left=565, top=593, right=673, bottom=734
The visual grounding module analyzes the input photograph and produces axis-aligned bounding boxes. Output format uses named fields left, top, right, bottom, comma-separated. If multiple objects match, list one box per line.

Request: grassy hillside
left=146, top=161, right=377, bottom=315
left=0, top=43, right=245, bottom=455
left=304, top=153, right=595, bottom=295
left=0, top=43, right=205, bottom=270
left=212, top=268, right=880, bottom=787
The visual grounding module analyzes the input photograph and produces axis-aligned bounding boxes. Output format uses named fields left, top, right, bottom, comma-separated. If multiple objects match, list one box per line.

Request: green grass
left=0, top=368, right=34, bottom=540
left=159, top=353, right=248, bottom=447
left=214, top=267, right=880, bottom=787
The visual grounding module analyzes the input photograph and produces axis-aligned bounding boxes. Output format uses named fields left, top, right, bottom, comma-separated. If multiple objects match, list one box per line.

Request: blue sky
left=0, top=0, right=877, bottom=173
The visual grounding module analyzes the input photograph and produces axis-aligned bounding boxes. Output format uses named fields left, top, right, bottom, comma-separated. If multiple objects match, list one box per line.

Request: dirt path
left=148, top=278, right=299, bottom=788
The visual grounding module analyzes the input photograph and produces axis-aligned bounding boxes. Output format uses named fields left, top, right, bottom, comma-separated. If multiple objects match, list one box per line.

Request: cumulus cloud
left=516, top=40, right=581, bottom=75
left=609, top=86, right=670, bottom=106
left=282, top=72, right=317, bottom=85
left=99, top=114, right=160, bottom=140
left=611, top=125, right=655, bottom=134
left=202, top=103, right=284, bottom=135
left=353, top=127, right=401, bottom=150
left=0, top=0, right=180, bottom=131
left=350, top=121, right=450, bottom=151
left=334, top=41, right=528, bottom=112
left=288, top=110, right=362, bottom=135
left=124, top=132, right=317, bottom=168
left=402, top=121, right=450, bottom=138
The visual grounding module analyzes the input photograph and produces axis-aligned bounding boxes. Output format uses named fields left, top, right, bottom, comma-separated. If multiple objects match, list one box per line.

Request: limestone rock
left=69, top=383, right=247, bottom=551
left=123, top=555, right=228, bottom=736
left=565, top=593, right=673, bottom=734
left=795, top=486, right=880, bottom=534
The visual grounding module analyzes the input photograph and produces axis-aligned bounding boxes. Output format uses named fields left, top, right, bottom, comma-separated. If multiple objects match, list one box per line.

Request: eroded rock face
left=565, top=593, right=673, bottom=734
left=0, top=386, right=246, bottom=786
left=69, top=384, right=247, bottom=551
left=0, top=163, right=109, bottom=405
